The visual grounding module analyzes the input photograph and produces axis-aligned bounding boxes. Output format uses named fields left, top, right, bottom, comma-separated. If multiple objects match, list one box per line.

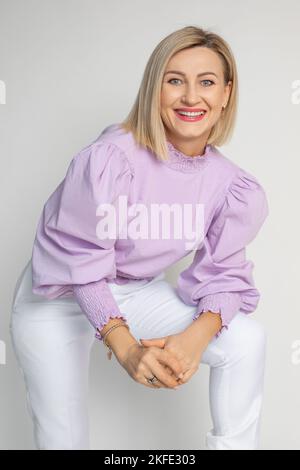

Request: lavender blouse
left=31, top=123, right=269, bottom=341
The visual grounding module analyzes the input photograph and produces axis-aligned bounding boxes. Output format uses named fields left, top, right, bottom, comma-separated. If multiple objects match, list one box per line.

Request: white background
left=0, top=0, right=299, bottom=450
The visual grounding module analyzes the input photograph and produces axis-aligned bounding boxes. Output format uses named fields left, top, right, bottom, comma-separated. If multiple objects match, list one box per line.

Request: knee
left=223, top=313, right=267, bottom=362
left=242, top=315, right=267, bottom=356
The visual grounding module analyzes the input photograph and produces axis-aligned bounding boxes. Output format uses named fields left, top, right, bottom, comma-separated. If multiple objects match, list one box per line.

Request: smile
left=174, top=109, right=207, bottom=122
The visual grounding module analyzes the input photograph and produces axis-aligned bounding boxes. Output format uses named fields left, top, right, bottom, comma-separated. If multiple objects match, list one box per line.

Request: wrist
left=184, top=310, right=222, bottom=344
left=98, top=317, right=127, bottom=338
left=103, top=324, right=138, bottom=364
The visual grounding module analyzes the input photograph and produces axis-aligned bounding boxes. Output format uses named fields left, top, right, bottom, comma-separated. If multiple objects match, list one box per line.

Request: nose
left=181, top=84, right=203, bottom=106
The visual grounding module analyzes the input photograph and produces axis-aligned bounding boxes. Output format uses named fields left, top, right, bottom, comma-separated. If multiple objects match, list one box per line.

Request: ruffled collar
left=164, top=140, right=214, bottom=173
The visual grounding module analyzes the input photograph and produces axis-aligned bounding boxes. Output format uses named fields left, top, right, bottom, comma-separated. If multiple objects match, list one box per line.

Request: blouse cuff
left=72, top=279, right=127, bottom=342
left=192, top=292, right=242, bottom=338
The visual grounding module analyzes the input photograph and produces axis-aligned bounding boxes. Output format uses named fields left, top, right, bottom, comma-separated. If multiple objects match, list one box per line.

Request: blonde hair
left=120, top=25, right=238, bottom=161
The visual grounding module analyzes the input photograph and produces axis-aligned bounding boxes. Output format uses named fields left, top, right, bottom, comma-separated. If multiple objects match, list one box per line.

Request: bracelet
left=101, top=322, right=129, bottom=360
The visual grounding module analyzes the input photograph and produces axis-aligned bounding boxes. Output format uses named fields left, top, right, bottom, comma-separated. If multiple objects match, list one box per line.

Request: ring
left=147, top=375, right=158, bottom=384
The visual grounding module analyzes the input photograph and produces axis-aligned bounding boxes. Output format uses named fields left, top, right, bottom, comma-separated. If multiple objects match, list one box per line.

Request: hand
left=140, top=331, right=206, bottom=386
left=120, top=343, right=185, bottom=390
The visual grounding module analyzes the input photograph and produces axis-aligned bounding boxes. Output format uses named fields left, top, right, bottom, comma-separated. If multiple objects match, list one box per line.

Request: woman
left=10, top=25, right=269, bottom=450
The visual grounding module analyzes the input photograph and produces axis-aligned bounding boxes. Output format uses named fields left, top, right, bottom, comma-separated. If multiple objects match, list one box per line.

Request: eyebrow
left=164, top=70, right=218, bottom=78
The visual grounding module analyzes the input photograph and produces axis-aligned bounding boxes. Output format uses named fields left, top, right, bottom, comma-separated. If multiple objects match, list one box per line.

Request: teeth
left=177, top=110, right=205, bottom=116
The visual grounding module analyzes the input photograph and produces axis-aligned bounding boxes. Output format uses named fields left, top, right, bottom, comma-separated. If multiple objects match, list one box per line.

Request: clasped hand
left=140, top=329, right=204, bottom=387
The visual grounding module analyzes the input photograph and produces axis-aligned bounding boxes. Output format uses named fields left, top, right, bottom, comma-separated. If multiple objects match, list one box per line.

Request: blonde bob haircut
left=120, top=25, right=238, bottom=162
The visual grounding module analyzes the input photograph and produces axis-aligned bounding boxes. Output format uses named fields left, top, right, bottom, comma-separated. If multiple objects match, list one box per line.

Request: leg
left=201, top=313, right=267, bottom=450
left=9, top=261, right=95, bottom=450
left=109, top=273, right=267, bottom=450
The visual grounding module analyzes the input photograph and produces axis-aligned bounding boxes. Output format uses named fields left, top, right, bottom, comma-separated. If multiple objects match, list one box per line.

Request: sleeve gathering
left=175, top=167, right=269, bottom=338
left=31, top=140, right=133, bottom=341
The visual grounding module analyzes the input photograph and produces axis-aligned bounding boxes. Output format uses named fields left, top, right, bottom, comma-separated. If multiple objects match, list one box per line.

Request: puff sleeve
left=175, top=168, right=269, bottom=338
left=31, top=140, right=133, bottom=341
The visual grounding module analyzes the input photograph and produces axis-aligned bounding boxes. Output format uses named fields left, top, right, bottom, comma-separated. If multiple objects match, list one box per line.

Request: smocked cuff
left=192, top=292, right=242, bottom=338
left=72, top=279, right=127, bottom=342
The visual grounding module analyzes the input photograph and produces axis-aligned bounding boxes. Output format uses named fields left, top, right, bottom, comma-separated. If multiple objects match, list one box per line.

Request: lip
left=174, top=109, right=207, bottom=122
left=175, top=108, right=207, bottom=112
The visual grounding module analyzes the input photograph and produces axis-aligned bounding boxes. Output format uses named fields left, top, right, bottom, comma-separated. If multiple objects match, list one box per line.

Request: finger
left=156, top=350, right=184, bottom=380
left=164, top=365, right=179, bottom=380
left=137, top=364, right=164, bottom=389
left=178, top=366, right=198, bottom=384
left=164, top=365, right=185, bottom=387
left=148, top=360, right=180, bottom=388
left=140, top=338, right=165, bottom=348
left=164, top=365, right=173, bottom=376
left=142, top=366, right=182, bottom=389
left=141, top=373, right=164, bottom=389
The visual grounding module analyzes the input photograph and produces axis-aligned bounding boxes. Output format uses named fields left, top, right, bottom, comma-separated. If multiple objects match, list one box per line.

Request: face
left=160, top=46, right=232, bottom=156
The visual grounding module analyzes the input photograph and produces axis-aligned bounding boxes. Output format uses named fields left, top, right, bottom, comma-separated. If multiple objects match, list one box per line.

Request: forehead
left=166, top=47, right=223, bottom=74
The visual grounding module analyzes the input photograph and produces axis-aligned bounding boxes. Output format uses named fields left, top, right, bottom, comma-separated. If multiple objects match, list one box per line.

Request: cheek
left=161, top=86, right=180, bottom=107
left=207, top=88, right=225, bottom=107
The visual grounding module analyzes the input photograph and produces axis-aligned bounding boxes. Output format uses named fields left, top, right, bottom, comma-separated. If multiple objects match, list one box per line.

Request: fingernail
left=178, top=373, right=183, bottom=379
left=173, top=386, right=179, bottom=390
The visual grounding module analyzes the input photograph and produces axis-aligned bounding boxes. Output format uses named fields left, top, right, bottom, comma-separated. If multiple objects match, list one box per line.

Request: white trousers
left=10, top=259, right=267, bottom=450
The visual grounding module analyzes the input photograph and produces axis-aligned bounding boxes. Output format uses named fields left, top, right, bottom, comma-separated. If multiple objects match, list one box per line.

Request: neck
left=165, top=132, right=210, bottom=157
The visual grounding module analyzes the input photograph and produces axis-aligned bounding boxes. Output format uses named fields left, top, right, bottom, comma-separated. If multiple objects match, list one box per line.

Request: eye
left=167, top=78, right=215, bottom=86
left=201, top=79, right=215, bottom=86
left=167, top=78, right=182, bottom=85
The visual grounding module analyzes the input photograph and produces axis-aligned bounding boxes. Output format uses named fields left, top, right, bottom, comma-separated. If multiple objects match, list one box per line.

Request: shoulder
left=91, top=122, right=138, bottom=175
left=209, top=146, right=267, bottom=196
left=211, top=151, right=269, bottom=234
left=208, top=146, right=269, bottom=227
left=70, top=123, right=136, bottom=177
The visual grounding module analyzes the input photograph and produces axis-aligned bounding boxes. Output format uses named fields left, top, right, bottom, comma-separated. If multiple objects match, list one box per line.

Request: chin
left=174, top=128, right=207, bottom=138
